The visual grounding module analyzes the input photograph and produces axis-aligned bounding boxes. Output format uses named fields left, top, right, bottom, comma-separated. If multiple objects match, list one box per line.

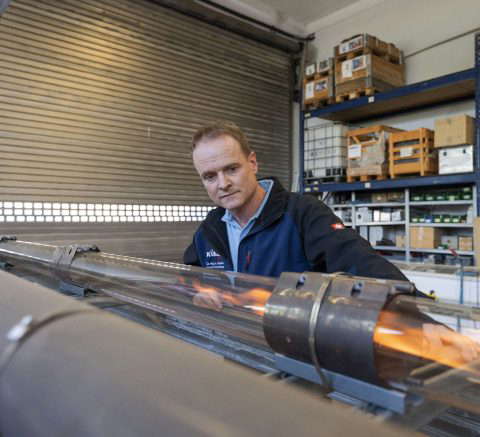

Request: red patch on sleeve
left=331, top=223, right=345, bottom=230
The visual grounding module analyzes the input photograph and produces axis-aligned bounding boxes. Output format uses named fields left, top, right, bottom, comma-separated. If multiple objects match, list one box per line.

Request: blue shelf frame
left=305, top=173, right=477, bottom=193
left=300, top=33, right=480, bottom=213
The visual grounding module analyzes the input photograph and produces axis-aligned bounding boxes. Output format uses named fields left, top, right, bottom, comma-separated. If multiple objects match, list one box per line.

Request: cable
left=0, top=309, right=99, bottom=378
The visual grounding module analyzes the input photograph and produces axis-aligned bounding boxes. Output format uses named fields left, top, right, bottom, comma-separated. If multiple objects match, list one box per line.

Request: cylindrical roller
left=0, top=270, right=415, bottom=437
left=0, top=239, right=275, bottom=348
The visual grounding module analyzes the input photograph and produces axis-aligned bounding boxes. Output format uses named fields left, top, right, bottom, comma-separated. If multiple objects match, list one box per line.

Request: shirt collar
left=221, top=179, right=273, bottom=226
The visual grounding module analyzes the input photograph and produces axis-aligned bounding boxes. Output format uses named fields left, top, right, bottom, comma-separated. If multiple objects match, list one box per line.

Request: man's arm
left=183, top=239, right=201, bottom=266
left=297, top=196, right=407, bottom=281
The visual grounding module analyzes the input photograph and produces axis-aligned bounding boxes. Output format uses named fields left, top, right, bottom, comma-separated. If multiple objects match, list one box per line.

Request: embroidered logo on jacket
left=205, top=249, right=225, bottom=269
left=331, top=223, right=345, bottom=230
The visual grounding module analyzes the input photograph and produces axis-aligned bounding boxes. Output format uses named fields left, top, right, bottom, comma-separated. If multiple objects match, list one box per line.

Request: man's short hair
left=192, top=121, right=252, bottom=157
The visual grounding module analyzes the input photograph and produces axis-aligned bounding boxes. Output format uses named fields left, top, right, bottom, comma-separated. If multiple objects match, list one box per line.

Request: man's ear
left=248, top=151, right=258, bottom=173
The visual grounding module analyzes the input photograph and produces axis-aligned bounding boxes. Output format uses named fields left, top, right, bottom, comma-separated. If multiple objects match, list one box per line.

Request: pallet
left=346, top=173, right=388, bottom=183
left=389, top=128, right=437, bottom=178
left=334, top=34, right=403, bottom=64
left=304, top=96, right=335, bottom=111
left=347, top=164, right=388, bottom=182
left=335, top=87, right=375, bottom=103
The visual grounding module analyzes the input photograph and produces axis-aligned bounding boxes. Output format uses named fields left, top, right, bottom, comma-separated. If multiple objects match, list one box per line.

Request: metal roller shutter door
left=0, top=0, right=293, bottom=261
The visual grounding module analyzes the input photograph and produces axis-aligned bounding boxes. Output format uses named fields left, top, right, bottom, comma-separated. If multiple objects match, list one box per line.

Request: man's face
left=193, top=135, right=259, bottom=214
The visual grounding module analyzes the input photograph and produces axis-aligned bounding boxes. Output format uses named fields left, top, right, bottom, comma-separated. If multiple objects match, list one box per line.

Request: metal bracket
left=53, top=244, right=100, bottom=269
left=52, top=244, right=100, bottom=296
left=0, top=236, right=17, bottom=269
left=0, top=261, right=12, bottom=271
left=0, top=235, right=17, bottom=243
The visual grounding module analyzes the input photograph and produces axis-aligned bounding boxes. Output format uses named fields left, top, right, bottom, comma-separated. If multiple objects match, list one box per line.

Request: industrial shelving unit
left=328, top=186, right=476, bottom=262
left=299, top=33, right=480, bottom=264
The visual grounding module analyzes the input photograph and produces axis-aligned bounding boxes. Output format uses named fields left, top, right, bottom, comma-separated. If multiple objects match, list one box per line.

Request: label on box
left=342, top=56, right=366, bottom=78
left=339, top=35, right=364, bottom=54
left=305, top=82, right=314, bottom=100
left=342, top=60, right=353, bottom=78
left=400, top=147, right=413, bottom=157
left=305, top=63, right=316, bottom=76
left=348, top=144, right=361, bottom=159
left=317, top=59, right=331, bottom=72
left=315, top=79, right=328, bottom=92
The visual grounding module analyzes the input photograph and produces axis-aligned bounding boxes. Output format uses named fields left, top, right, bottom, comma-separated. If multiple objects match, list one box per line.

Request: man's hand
left=192, top=289, right=223, bottom=311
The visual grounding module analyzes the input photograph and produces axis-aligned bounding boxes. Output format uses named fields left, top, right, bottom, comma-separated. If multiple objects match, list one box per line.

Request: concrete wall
left=297, top=0, right=478, bottom=149
left=307, top=0, right=478, bottom=84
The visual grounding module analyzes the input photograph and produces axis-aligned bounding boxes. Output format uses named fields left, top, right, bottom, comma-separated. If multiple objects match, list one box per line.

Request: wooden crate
left=305, top=58, right=334, bottom=81
left=334, top=54, right=405, bottom=102
left=315, top=57, right=334, bottom=78
left=334, top=34, right=403, bottom=64
left=389, top=128, right=437, bottom=178
left=347, top=125, right=403, bottom=182
left=303, top=76, right=335, bottom=110
left=335, top=53, right=405, bottom=87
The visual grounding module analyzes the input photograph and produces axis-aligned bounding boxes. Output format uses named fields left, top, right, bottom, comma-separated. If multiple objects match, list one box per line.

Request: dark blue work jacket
left=184, top=178, right=406, bottom=281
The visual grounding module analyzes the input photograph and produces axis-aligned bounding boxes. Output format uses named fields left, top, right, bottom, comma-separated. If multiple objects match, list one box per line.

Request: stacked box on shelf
left=346, top=125, right=403, bottom=182
left=304, top=121, right=349, bottom=182
left=435, top=115, right=475, bottom=174
left=303, top=58, right=335, bottom=110
left=333, top=34, right=405, bottom=102
left=389, top=128, right=437, bottom=178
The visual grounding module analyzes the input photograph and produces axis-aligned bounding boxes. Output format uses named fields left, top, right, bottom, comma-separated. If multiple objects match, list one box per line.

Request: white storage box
left=439, top=145, right=474, bottom=175
left=356, top=207, right=372, bottom=224
left=369, top=226, right=384, bottom=246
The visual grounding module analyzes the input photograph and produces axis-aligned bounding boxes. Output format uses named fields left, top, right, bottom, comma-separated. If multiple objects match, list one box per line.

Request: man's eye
left=227, top=166, right=238, bottom=173
left=203, top=174, right=216, bottom=182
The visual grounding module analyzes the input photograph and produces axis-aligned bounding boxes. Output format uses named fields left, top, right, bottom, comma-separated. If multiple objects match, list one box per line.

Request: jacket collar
left=199, top=177, right=289, bottom=258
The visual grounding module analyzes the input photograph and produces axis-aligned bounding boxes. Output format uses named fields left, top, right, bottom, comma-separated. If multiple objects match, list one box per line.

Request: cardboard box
left=441, top=235, right=458, bottom=250
left=459, top=236, right=473, bottom=251
left=387, top=191, right=404, bottom=202
left=391, top=210, right=404, bottom=222
left=304, top=76, right=334, bottom=104
left=335, top=54, right=405, bottom=88
left=356, top=207, right=372, bottom=224
left=396, top=234, right=405, bottom=248
left=372, top=192, right=388, bottom=203
left=434, top=115, right=475, bottom=148
left=380, top=210, right=391, bottom=222
left=439, top=145, right=474, bottom=174
left=475, top=218, right=480, bottom=266
left=369, top=226, right=384, bottom=246
left=358, top=226, right=368, bottom=240
left=410, top=227, right=441, bottom=249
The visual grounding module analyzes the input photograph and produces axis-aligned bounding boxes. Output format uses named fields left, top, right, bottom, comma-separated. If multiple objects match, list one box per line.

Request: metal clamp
left=53, top=244, right=100, bottom=268
left=307, top=277, right=332, bottom=390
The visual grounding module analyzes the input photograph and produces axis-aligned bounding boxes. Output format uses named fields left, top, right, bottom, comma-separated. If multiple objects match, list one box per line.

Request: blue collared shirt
left=221, top=179, right=273, bottom=272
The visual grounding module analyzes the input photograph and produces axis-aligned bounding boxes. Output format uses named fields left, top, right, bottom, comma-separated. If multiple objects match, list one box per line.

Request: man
left=184, top=120, right=406, bottom=282
left=183, top=122, right=480, bottom=363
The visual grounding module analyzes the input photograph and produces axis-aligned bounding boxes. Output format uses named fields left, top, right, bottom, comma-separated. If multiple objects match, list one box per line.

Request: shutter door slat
left=0, top=0, right=292, bottom=261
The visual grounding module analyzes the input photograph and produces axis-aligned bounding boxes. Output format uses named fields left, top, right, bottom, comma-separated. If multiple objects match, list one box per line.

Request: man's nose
left=217, top=173, right=232, bottom=190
